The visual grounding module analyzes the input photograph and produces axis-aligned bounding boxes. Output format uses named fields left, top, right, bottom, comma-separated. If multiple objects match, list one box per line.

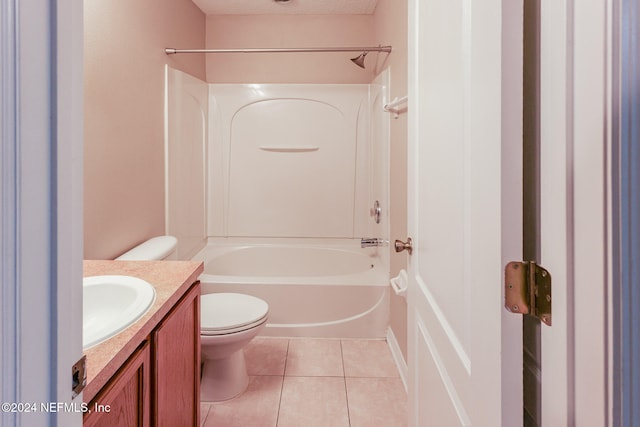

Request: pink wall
left=374, top=0, right=409, bottom=362
left=205, top=15, right=378, bottom=83
left=83, top=0, right=205, bottom=259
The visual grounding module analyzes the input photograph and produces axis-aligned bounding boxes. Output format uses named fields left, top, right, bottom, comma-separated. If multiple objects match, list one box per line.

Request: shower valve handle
left=370, top=200, right=382, bottom=224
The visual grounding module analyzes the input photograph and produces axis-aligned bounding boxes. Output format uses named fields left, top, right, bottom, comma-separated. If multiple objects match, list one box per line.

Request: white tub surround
left=207, top=84, right=380, bottom=240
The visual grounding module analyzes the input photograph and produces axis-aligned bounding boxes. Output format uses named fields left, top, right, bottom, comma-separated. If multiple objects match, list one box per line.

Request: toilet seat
left=201, top=293, right=269, bottom=336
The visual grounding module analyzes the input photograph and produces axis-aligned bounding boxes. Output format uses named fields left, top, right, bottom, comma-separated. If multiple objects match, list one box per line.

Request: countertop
left=82, top=260, right=204, bottom=403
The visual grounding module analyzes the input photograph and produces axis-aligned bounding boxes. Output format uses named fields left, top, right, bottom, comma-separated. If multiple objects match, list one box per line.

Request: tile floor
left=200, top=337, right=407, bottom=427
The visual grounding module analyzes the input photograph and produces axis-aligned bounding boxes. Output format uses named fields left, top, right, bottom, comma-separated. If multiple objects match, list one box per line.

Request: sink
left=83, top=275, right=156, bottom=350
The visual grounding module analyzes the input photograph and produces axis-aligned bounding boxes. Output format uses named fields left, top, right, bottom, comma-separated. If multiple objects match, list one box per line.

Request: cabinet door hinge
left=504, top=261, right=552, bottom=326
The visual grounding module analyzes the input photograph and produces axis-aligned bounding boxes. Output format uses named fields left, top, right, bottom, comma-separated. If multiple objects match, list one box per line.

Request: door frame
left=0, top=0, right=83, bottom=425
left=611, top=0, right=640, bottom=424
left=539, top=0, right=612, bottom=424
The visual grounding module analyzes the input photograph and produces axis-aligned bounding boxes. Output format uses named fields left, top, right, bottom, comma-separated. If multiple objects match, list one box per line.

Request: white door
left=406, top=0, right=524, bottom=425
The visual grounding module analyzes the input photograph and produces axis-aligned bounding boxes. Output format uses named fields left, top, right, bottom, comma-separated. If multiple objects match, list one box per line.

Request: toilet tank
left=115, top=236, right=178, bottom=261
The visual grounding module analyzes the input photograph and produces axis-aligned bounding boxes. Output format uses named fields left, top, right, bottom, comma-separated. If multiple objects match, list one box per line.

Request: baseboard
left=386, top=327, right=408, bottom=393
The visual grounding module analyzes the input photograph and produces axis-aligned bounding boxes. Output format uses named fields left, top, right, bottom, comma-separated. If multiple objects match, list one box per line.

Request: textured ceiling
left=191, top=0, right=379, bottom=15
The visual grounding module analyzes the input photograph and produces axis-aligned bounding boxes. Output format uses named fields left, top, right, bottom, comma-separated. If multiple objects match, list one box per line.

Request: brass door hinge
left=504, top=261, right=552, bottom=326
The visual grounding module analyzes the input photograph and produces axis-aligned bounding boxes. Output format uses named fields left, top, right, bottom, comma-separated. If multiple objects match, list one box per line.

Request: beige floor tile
left=245, top=337, right=289, bottom=375
left=341, top=339, right=399, bottom=378
left=201, top=337, right=407, bottom=427
left=202, top=375, right=282, bottom=427
left=346, top=377, right=407, bottom=427
left=285, top=338, right=344, bottom=377
left=277, top=376, right=350, bottom=427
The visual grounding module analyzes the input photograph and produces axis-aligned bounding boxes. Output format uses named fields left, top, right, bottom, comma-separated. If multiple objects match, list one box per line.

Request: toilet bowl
left=200, top=292, right=269, bottom=402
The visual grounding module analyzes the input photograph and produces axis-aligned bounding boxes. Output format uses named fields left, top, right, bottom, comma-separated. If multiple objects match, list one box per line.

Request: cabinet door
left=153, top=283, right=200, bottom=426
left=84, top=341, right=151, bottom=427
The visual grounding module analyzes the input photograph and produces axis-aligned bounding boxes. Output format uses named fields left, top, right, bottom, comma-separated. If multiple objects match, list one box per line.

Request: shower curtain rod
left=165, top=46, right=392, bottom=55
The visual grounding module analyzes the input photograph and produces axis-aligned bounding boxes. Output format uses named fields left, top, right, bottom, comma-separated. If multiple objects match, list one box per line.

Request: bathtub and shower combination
left=166, top=68, right=391, bottom=339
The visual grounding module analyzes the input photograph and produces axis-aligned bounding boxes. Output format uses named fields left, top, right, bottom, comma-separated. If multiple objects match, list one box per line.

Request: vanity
left=82, top=260, right=204, bottom=426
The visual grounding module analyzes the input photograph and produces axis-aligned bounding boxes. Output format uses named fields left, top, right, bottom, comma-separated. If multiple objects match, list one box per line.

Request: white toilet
left=115, top=235, right=179, bottom=260
left=200, top=292, right=269, bottom=401
left=116, top=236, right=269, bottom=402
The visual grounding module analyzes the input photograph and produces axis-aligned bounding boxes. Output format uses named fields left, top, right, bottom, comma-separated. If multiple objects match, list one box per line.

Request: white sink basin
left=83, top=275, right=156, bottom=350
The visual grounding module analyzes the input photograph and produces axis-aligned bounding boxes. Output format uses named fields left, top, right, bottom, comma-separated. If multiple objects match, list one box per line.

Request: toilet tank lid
left=115, top=236, right=178, bottom=261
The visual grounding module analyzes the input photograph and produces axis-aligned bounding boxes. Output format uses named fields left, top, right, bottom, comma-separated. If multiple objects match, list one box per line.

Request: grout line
left=339, top=339, right=346, bottom=379
left=274, top=339, right=289, bottom=427
left=340, top=339, right=352, bottom=427
left=200, top=403, right=210, bottom=427
left=284, top=374, right=346, bottom=377
left=252, top=373, right=289, bottom=377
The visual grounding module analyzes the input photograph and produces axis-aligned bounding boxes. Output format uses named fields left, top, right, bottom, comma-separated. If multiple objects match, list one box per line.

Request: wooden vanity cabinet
left=84, top=341, right=151, bottom=427
left=152, top=283, right=201, bottom=426
left=84, top=282, right=200, bottom=426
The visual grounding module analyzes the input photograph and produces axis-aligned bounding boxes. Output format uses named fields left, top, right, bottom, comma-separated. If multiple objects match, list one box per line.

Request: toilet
left=116, top=236, right=269, bottom=402
left=200, top=292, right=268, bottom=401
left=115, top=235, right=179, bottom=260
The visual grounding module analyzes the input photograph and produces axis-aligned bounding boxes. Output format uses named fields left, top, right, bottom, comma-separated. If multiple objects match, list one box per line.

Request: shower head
left=350, top=51, right=369, bottom=69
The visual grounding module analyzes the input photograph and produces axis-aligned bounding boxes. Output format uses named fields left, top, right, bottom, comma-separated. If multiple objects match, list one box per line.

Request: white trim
left=540, top=0, right=610, bottom=423
left=54, top=1, right=84, bottom=425
left=571, top=0, right=609, bottom=424
left=164, top=65, right=171, bottom=235
left=15, top=0, right=57, bottom=423
left=607, top=1, right=640, bottom=425
left=1, top=0, right=84, bottom=425
left=540, top=0, right=573, bottom=423
left=386, top=327, right=408, bottom=393
left=0, top=0, right=19, bottom=423
left=605, top=0, right=615, bottom=423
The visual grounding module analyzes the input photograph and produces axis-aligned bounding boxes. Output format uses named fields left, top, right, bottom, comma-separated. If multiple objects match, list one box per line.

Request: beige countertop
left=82, top=260, right=204, bottom=403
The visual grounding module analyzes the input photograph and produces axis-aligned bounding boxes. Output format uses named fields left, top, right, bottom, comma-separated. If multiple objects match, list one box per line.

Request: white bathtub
left=192, top=238, right=389, bottom=338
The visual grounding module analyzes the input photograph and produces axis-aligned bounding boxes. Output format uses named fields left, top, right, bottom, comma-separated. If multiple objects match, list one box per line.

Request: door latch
left=71, top=355, right=87, bottom=399
left=504, top=261, right=552, bottom=326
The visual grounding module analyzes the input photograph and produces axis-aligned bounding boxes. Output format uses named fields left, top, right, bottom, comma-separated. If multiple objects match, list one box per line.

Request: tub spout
left=361, top=238, right=385, bottom=248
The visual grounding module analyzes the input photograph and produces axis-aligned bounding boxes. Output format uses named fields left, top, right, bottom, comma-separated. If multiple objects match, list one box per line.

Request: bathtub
left=192, top=238, right=389, bottom=338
